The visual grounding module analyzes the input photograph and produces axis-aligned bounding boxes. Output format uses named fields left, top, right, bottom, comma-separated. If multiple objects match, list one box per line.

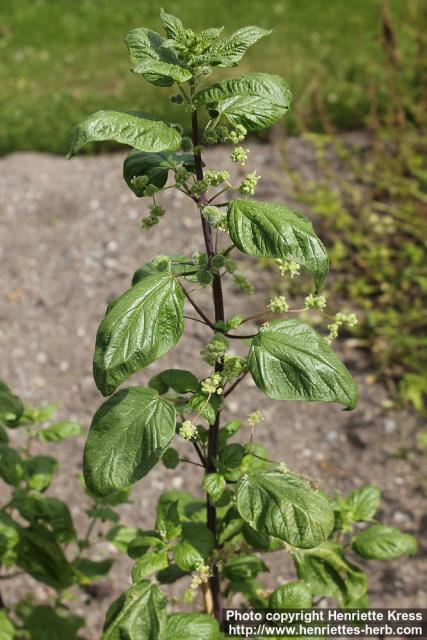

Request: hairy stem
left=192, top=107, right=224, bottom=625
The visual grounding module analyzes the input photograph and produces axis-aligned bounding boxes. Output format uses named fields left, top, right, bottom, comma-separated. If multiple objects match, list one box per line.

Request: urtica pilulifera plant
left=68, top=10, right=417, bottom=637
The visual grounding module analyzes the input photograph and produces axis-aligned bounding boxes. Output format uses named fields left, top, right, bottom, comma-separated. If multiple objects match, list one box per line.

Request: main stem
left=192, top=109, right=224, bottom=624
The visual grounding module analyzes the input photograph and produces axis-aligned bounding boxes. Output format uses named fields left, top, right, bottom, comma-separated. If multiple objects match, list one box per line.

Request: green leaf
left=159, top=10, right=185, bottom=41
left=223, top=554, right=268, bottom=581
left=132, top=255, right=199, bottom=286
left=19, top=606, right=84, bottom=640
left=269, top=581, right=312, bottom=609
left=157, top=490, right=205, bottom=524
left=0, top=445, right=24, bottom=486
left=124, top=26, right=191, bottom=86
left=68, top=110, right=181, bottom=157
left=11, top=493, right=76, bottom=544
left=87, top=506, right=119, bottom=523
left=149, top=369, right=199, bottom=395
left=295, top=542, right=367, bottom=607
left=242, top=524, right=283, bottom=552
left=173, top=522, right=214, bottom=571
left=124, top=151, right=195, bottom=197
left=236, top=470, right=334, bottom=549
left=248, top=320, right=358, bottom=410
left=156, top=563, right=188, bottom=584
left=106, top=525, right=140, bottom=553
left=166, top=613, right=221, bottom=640
left=351, top=524, right=417, bottom=560
left=0, top=511, right=20, bottom=564
left=156, top=500, right=182, bottom=542
left=194, top=73, right=291, bottom=131
left=102, top=581, right=167, bottom=640
left=16, top=525, right=73, bottom=589
left=343, top=485, right=381, bottom=522
left=128, top=531, right=166, bottom=559
left=0, top=610, right=15, bottom=640
left=23, top=455, right=57, bottom=492
left=218, top=420, right=242, bottom=447
left=228, top=199, right=328, bottom=290
left=188, top=393, right=221, bottom=425
left=84, top=387, right=176, bottom=496
left=162, top=447, right=180, bottom=469
left=38, top=421, right=83, bottom=443
left=202, top=26, right=272, bottom=67
left=219, top=443, right=245, bottom=470
left=202, top=473, right=226, bottom=503
left=73, top=558, right=114, bottom=585
left=132, top=550, right=168, bottom=583
left=0, top=380, right=24, bottom=428
left=0, top=425, right=8, bottom=444
left=94, top=273, right=184, bottom=396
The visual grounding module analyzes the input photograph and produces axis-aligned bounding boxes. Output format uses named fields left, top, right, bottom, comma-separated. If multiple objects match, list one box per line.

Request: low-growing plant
left=0, top=379, right=130, bottom=638
left=67, top=10, right=417, bottom=637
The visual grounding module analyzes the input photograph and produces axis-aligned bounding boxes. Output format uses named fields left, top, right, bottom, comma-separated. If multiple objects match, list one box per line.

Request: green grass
left=0, top=0, right=407, bottom=155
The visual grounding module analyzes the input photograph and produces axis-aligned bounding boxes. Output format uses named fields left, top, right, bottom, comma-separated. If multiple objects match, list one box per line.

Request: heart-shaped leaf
left=84, top=387, right=176, bottom=496
left=236, top=470, right=334, bottom=549
left=94, top=272, right=184, bottom=396
left=228, top=199, right=328, bottom=290
left=248, top=320, right=358, bottom=410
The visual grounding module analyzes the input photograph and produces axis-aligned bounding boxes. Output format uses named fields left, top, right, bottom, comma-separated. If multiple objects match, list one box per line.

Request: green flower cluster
left=201, top=206, right=228, bottom=230
left=174, top=167, right=192, bottom=186
left=141, top=204, right=166, bottom=229
left=268, top=295, right=289, bottom=313
left=231, top=146, right=249, bottom=166
left=204, top=124, right=247, bottom=145
left=204, top=169, right=230, bottom=186
left=201, top=333, right=229, bottom=365
left=179, top=420, right=197, bottom=440
left=223, top=354, right=246, bottom=381
left=239, top=171, right=260, bottom=196
left=276, top=259, right=301, bottom=278
left=305, top=293, right=327, bottom=309
left=326, top=312, right=358, bottom=343
left=201, top=373, right=223, bottom=395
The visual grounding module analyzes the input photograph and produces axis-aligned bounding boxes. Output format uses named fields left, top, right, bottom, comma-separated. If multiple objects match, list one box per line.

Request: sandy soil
left=0, top=143, right=425, bottom=637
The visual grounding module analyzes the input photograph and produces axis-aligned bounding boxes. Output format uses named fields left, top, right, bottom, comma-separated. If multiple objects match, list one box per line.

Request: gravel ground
left=0, top=143, right=426, bottom=637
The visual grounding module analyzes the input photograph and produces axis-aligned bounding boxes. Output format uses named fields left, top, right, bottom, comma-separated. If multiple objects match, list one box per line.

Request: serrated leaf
left=132, top=550, right=168, bottom=583
left=236, top=470, right=334, bottom=549
left=11, top=493, right=76, bottom=544
left=149, top=369, right=199, bottom=395
left=124, top=151, right=195, bottom=197
left=157, top=490, right=206, bottom=524
left=94, top=273, right=184, bottom=396
left=248, top=319, right=358, bottom=410
left=68, top=110, right=181, bottom=157
left=194, top=73, right=291, bottom=131
left=106, top=525, right=140, bottom=553
left=223, top=554, right=268, bottom=582
left=0, top=511, right=20, bottom=564
left=132, top=255, right=199, bottom=286
left=295, top=542, right=367, bottom=607
left=124, top=26, right=191, bottom=86
left=202, top=473, right=226, bottom=502
left=203, top=26, right=272, bottom=67
left=16, top=525, right=73, bottom=589
left=189, top=392, right=221, bottom=425
left=228, top=199, right=328, bottom=290
left=0, top=445, right=24, bottom=486
left=269, top=580, right=312, bottom=609
left=0, top=379, right=24, bottom=428
left=242, top=524, right=283, bottom=552
left=159, top=10, right=185, bottom=41
left=0, top=610, right=15, bottom=640
left=157, top=500, right=181, bottom=542
left=173, top=522, right=214, bottom=571
left=166, top=613, right=221, bottom=640
left=19, top=606, right=84, bottom=640
left=84, top=387, right=175, bottom=496
left=343, top=485, right=381, bottom=522
left=102, top=581, right=167, bottom=640
left=23, top=455, right=57, bottom=492
left=73, top=557, right=114, bottom=585
left=351, top=524, right=417, bottom=560
left=38, top=421, right=83, bottom=443
left=156, top=563, right=188, bottom=584
left=128, top=530, right=166, bottom=559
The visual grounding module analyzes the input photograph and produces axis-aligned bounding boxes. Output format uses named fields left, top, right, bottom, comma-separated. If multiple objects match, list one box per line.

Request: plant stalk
left=191, top=108, right=224, bottom=625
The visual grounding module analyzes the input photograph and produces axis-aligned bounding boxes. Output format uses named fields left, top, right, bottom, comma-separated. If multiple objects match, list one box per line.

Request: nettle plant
left=67, top=11, right=417, bottom=637
left=0, top=379, right=132, bottom=638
